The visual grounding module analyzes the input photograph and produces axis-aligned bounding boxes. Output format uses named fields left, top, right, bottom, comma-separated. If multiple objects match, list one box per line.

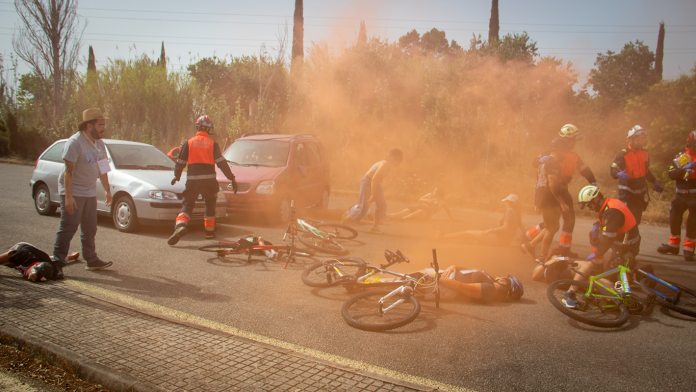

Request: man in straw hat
left=52, top=108, right=115, bottom=279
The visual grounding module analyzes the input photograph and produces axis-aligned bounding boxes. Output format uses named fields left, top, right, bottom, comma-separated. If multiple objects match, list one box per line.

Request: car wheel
left=278, top=196, right=292, bottom=223
left=112, top=196, right=140, bottom=233
left=34, top=184, right=58, bottom=216
left=319, top=189, right=330, bottom=209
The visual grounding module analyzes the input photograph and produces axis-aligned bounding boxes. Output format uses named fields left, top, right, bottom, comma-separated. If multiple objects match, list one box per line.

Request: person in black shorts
left=408, top=265, right=524, bottom=303
left=387, top=188, right=455, bottom=221
left=1, top=243, right=79, bottom=282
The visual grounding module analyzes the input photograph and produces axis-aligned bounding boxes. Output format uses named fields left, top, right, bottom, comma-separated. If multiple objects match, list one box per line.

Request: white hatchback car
left=30, top=139, right=227, bottom=232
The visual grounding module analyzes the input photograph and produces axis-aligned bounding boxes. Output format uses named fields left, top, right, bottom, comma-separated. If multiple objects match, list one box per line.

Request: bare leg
left=67, top=252, right=80, bottom=261
left=529, top=229, right=546, bottom=247
left=258, top=237, right=278, bottom=259
left=400, top=210, right=428, bottom=221
left=387, top=209, right=412, bottom=219
left=0, top=251, right=10, bottom=265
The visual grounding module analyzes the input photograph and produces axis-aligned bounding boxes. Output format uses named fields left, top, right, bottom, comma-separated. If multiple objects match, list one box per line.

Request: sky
left=1, top=0, right=695, bottom=89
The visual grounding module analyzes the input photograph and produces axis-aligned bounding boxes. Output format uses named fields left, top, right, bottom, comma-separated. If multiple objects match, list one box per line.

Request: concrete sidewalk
left=0, top=269, right=439, bottom=392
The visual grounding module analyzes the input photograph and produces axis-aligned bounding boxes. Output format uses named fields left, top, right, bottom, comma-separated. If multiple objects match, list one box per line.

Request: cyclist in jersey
left=1, top=243, right=79, bottom=282
left=435, top=194, right=525, bottom=246
left=387, top=187, right=455, bottom=221
left=412, top=265, right=524, bottom=303
left=342, top=149, right=403, bottom=234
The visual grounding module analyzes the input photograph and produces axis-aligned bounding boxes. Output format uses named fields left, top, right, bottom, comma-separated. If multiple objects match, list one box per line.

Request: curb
left=0, top=324, right=167, bottom=392
left=0, top=158, right=34, bottom=166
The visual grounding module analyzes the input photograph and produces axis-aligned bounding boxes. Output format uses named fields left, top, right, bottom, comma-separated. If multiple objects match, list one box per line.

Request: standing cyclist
left=610, top=125, right=663, bottom=226
left=523, top=124, right=596, bottom=258
left=657, top=130, right=696, bottom=261
left=168, top=115, right=238, bottom=245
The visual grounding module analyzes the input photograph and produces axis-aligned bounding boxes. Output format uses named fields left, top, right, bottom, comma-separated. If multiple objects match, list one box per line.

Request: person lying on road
left=435, top=194, right=526, bottom=246
left=1, top=243, right=79, bottom=282
left=400, top=265, right=524, bottom=303
left=387, top=187, right=455, bottom=222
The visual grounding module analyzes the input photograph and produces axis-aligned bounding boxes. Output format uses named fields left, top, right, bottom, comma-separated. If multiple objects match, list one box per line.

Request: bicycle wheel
left=640, top=278, right=696, bottom=318
left=342, top=289, right=421, bottom=332
left=547, top=279, right=629, bottom=328
left=301, top=258, right=367, bottom=287
left=198, top=244, right=238, bottom=253
left=298, top=233, right=348, bottom=255
left=313, top=223, right=358, bottom=240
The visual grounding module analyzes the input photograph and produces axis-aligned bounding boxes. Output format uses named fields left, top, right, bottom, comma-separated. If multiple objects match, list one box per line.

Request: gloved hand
left=616, top=170, right=631, bottom=180
left=171, top=178, right=179, bottom=186
left=227, top=177, right=238, bottom=194
left=539, top=156, right=551, bottom=163
left=586, top=253, right=597, bottom=261
left=685, top=162, right=695, bottom=170
left=653, top=181, right=663, bottom=193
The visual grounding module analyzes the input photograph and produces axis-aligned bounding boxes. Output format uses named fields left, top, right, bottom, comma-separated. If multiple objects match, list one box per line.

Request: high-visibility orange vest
left=187, top=131, right=215, bottom=165
left=167, top=147, right=181, bottom=159
left=623, top=145, right=649, bottom=179
left=600, top=198, right=636, bottom=235
left=560, top=152, right=579, bottom=177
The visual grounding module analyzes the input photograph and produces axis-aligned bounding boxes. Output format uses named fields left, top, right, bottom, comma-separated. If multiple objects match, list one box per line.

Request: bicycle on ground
left=547, top=234, right=696, bottom=328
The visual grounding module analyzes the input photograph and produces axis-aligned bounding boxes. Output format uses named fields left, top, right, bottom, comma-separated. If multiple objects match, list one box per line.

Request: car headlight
left=149, top=190, right=178, bottom=200
left=256, top=180, right=275, bottom=194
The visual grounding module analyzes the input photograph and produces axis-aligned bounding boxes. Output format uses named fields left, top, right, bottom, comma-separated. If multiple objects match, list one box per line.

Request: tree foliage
left=586, top=40, right=656, bottom=107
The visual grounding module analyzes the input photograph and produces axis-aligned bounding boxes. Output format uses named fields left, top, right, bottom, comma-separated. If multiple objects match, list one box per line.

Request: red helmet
left=195, top=115, right=214, bottom=132
left=688, top=131, right=696, bottom=143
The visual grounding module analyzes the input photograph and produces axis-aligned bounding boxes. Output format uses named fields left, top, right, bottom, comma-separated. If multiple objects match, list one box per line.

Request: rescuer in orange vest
left=562, top=185, right=640, bottom=309
left=610, top=125, right=663, bottom=226
left=523, top=124, right=597, bottom=259
left=166, top=146, right=181, bottom=161
left=657, top=130, right=696, bottom=261
left=167, top=115, right=238, bottom=245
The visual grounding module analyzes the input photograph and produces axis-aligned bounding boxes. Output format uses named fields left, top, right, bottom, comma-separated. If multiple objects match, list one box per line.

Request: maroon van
left=216, top=133, right=330, bottom=222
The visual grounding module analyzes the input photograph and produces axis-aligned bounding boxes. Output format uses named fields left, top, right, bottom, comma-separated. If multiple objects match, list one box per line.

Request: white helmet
left=559, top=124, right=581, bottom=140
left=578, top=185, right=602, bottom=210
left=627, top=125, right=647, bottom=139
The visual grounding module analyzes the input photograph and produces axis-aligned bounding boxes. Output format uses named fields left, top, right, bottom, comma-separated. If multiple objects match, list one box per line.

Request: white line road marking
left=66, top=280, right=475, bottom=392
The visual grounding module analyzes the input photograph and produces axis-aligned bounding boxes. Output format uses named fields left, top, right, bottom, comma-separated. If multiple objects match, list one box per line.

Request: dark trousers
left=670, top=194, right=696, bottom=251
left=53, top=195, right=99, bottom=267
left=619, top=192, right=646, bottom=225
left=176, top=180, right=218, bottom=229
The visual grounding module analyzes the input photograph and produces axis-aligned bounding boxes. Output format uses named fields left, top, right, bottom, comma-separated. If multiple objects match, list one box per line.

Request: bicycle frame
left=635, top=269, right=684, bottom=303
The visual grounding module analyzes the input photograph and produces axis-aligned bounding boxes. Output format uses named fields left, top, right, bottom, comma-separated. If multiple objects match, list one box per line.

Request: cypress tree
left=488, top=0, right=499, bottom=43
left=655, top=22, right=665, bottom=82
left=292, top=0, right=304, bottom=68
left=357, top=21, right=367, bottom=48
left=159, top=42, right=166, bottom=68
left=87, top=45, right=96, bottom=73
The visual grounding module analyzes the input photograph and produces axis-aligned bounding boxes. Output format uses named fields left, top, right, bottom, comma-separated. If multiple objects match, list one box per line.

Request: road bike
left=302, top=249, right=442, bottom=332
left=547, top=235, right=696, bottom=327
left=291, top=213, right=357, bottom=256
left=340, top=249, right=442, bottom=332
left=198, top=237, right=316, bottom=268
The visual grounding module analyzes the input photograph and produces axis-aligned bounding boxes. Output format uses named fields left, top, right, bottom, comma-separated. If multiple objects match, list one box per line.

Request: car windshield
left=223, top=140, right=290, bottom=167
left=107, top=144, right=176, bottom=170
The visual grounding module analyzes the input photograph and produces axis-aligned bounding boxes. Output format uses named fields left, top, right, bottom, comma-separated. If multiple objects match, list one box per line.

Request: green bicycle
left=547, top=240, right=696, bottom=328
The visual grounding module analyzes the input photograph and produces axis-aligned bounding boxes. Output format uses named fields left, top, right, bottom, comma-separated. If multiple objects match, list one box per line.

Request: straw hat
left=78, top=108, right=110, bottom=125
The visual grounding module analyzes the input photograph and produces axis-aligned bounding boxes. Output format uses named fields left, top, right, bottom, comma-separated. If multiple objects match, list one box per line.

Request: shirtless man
left=343, top=149, right=403, bottom=234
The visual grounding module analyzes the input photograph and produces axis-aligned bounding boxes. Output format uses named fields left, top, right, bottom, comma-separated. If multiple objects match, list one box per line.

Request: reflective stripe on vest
left=618, top=185, right=647, bottom=194
left=623, top=147, right=649, bottom=179
left=676, top=189, right=696, bottom=194
left=187, top=131, right=215, bottom=165
left=186, top=174, right=217, bottom=180
left=599, top=198, right=636, bottom=236
left=560, top=152, right=578, bottom=177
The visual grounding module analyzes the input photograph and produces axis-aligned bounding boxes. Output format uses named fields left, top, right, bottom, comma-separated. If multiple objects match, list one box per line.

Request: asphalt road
left=2, top=163, right=695, bottom=392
